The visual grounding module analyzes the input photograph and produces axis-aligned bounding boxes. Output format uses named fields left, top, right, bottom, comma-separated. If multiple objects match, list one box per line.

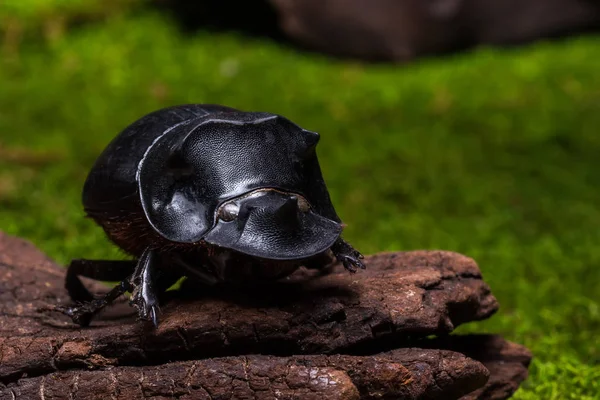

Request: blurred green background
left=1, top=1, right=599, bottom=398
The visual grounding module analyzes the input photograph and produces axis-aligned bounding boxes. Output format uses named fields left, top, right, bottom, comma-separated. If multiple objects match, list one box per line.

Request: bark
left=1, top=349, right=492, bottom=400
left=448, top=335, right=533, bottom=400
left=0, top=232, right=530, bottom=399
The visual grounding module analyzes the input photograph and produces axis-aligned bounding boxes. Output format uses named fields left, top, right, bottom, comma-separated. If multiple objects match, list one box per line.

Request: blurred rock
left=267, top=0, right=599, bottom=61
left=268, top=0, right=466, bottom=61
left=461, top=0, right=600, bottom=46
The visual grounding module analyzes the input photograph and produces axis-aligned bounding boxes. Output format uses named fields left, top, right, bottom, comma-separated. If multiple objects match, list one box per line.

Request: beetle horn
left=241, top=194, right=302, bottom=231
left=275, top=196, right=300, bottom=224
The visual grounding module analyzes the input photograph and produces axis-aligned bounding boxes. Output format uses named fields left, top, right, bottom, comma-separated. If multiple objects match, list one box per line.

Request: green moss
left=514, top=358, right=600, bottom=399
left=1, top=11, right=599, bottom=397
left=0, top=0, right=141, bottom=52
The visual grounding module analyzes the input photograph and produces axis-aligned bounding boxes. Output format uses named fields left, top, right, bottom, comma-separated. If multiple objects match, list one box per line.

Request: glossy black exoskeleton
left=56, top=104, right=365, bottom=327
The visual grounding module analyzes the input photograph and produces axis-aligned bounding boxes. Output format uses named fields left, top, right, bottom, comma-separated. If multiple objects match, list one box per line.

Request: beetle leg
left=331, top=238, right=366, bottom=273
left=56, top=253, right=179, bottom=328
left=128, top=249, right=182, bottom=327
left=55, top=259, right=137, bottom=326
left=57, top=250, right=162, bottom=327
left=64, top=259, right=137, bottom=303
left=128, top=248, right=164, bottom=327
left=54, top=280, right=132, bottom=327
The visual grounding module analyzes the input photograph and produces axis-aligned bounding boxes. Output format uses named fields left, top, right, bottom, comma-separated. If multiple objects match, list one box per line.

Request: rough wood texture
left=450, top=335, right=533, bottom=400
left=0, top=232, right=531, bottom=399
left=1, top=349, right=491, bottom=400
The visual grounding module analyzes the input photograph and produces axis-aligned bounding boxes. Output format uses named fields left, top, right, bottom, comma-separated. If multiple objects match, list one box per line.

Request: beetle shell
left=83, top=104, right=343, bottom=261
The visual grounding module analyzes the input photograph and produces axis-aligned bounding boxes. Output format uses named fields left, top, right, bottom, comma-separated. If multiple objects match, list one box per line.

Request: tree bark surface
left=0, top=232, right=531, bottom=399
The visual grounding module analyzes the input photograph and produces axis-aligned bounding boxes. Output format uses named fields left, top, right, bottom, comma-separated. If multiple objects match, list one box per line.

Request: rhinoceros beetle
left=55, top=104, right=364, bottom=327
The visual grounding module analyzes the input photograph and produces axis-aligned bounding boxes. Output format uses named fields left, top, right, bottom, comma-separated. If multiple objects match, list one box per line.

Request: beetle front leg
left=330, top=238, right=366, bottom=273
left=56, top=251, right=162, bottom=327
left=55, top=259, right=136, bottom=326
left=64, top=259, right=137, bottom=303
left=54, top=280, right=132, bottom=327
left=129, top=248, right=163, bottom=327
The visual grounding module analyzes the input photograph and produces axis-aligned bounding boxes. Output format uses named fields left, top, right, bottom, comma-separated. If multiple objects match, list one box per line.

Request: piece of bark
left=446, top=335, right=532, bottom=400
left=1, top=347, right=490, bottom=400
left=0, top=231, right=498, bottom=382
left=0, top=334, right=536, bottom=400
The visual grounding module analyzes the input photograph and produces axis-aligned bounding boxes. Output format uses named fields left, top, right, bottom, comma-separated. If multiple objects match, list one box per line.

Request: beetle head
left=137, top=111, right=343, bottom=260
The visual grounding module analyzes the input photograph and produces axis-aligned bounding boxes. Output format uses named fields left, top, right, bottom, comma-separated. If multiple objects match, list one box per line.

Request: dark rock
left=268, top=0, right=466, bottom=61
left=461, top=0, right=600, bottom=46
left=0, top=232, right=530, bottom=399
left=267, top=0, right=599, bottom=61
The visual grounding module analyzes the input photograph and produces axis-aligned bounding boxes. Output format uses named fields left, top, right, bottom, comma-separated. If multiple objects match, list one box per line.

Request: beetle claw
left=53, top=306, right=94, bottom=326
left=130, top=289, right=161, bottom=326
left=341, top=256, right=366, bottom=273
left=129, top=285, right=161, bottom=327
left=53, top=304, right=96, bottom=327
left=331, top=238, right=366, bottom=273
left=150, top=306, right=160, bottom=328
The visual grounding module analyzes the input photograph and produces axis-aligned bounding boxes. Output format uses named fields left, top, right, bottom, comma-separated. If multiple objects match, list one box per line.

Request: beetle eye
left=219, top=202, right=239, bottom=222
left=297, top=196, right=311, bottom=212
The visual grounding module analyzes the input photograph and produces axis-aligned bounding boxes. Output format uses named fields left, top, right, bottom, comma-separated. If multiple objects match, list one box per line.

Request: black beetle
left=56, top=104, right=364, bottom=327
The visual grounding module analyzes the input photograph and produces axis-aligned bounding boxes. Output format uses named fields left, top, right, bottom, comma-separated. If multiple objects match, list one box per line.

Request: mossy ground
left=0, top=7, right=599, bottom=399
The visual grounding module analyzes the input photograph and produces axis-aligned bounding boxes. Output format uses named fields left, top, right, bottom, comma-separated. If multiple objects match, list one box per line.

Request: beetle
left=55, top=104, right=365, bottom=327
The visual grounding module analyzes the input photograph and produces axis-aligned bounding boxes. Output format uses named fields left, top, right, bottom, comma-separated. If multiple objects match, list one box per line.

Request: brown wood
left=0, top=232, right=531, bottom=399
